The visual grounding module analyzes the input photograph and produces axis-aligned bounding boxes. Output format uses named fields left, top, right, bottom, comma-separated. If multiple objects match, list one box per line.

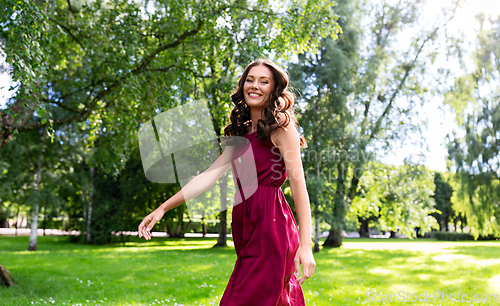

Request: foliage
left=289, top=0, right=458, bottom=246
left=433, top=231, right=500, bottom=241
left=347, top=160, right=438, bottom=238
left=0, top=0, right=341, bottom=167
left=0, top=0, right=341, bottom=245
left=430, top=172, right=454, bottom=231
left=288, top=0, right=361, bottom=247
left=445, top=14, right=500, bottom=238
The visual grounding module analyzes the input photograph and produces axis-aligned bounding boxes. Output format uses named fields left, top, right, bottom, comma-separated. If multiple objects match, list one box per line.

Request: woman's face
left=243, top=65, right=275, bottom=110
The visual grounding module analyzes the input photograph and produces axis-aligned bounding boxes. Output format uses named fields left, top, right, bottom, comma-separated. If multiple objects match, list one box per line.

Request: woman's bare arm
left=273, top=125, right=316, bottom=286
left=138, top=144, right=237, bottom=240
left=158, top=144, right=236, bottom=213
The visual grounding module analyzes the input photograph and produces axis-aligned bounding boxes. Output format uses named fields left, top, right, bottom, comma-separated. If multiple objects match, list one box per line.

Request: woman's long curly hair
left=223, top=58, right=307, bottom=148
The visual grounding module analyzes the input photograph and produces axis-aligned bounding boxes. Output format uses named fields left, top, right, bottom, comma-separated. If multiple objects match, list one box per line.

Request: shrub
left=433, top=231, right=500, bottom=241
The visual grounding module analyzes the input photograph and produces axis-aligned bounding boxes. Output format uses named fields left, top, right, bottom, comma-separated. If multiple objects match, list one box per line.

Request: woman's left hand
left=294, top=244, right=316, bottom=285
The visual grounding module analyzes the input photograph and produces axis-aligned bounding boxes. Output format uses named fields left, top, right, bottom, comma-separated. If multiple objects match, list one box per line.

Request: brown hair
left=223, top=58, right=307, bottom=148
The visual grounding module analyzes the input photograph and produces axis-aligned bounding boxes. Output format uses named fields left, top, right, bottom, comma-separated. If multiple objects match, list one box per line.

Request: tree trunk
left=415, top=226, right=422, bottom=238
left=28, top=197, right=40, bottom=250
left=166, top=206, right=186, bottom=238
left=86, top=167, right=94, bottom=244
left=28, top=127, right=47, bottom=251
left=42, top=199, right=48, bottom=236
left=323, top=162, right=348, bottom=248
left=0, top=264, right=14, bottom=287
left=313, top=196, right=320, bottom=253
left=175, top=203, right=185, bottom=238
left=215, top=174, right=228, bottom=247
left=81, top=187, right=87, bottom=229
left=15, top=207, right=20, bottom=237
left=323, top=228, right=343, bottom=247
left=358, top=217, right=370, bottom=238
left=201, top=215, right=207, bottom=237
left=390, top=230, right=397, bottom=238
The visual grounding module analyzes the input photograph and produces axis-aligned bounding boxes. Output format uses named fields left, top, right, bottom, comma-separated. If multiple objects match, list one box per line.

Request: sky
left=1, top=0, right=500, bottom=173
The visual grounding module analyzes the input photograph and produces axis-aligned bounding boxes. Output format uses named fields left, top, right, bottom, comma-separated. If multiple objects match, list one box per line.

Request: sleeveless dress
left=220, top=131, right=306, bottom=306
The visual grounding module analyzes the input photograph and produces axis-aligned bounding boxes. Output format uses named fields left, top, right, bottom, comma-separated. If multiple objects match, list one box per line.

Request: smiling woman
left=137, top=58, right=314, bottom=305
left=217, top=58, right=314, bottom=306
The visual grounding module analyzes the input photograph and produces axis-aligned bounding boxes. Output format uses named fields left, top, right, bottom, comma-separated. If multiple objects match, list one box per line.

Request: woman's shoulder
left=270, top=124, right=299, bottom=147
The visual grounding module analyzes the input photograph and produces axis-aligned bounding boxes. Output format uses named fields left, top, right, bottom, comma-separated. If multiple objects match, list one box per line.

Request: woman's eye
left=262, top=81, right=268, bottom=84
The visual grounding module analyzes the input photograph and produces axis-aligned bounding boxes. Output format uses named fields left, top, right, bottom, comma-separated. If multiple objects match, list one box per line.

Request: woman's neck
left=249, top=107, right=263, bottom=133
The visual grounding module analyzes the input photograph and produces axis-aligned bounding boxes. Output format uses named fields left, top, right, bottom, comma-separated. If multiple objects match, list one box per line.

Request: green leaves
left=1, top=0, right=51, bottom=102
left=347, top=161, right=438, bottom=238
left=445, top=15, right=500, bottom=237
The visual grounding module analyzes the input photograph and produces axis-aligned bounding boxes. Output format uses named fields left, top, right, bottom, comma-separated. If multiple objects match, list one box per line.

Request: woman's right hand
left=138, top=208, right=165, bottom=240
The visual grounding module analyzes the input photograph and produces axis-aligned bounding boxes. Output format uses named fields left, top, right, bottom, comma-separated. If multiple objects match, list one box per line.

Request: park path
left=0, top=228, right=232, bottom=238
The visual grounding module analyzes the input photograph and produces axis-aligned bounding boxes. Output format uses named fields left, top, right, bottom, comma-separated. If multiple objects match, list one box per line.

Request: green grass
left=1, top=236, right=500, bottom=305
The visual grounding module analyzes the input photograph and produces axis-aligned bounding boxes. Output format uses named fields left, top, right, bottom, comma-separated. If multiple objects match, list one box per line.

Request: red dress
left=220, top=131, right=306, bottom=306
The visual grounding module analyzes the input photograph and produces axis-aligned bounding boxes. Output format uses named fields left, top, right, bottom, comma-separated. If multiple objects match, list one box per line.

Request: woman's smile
left=248, top=92, right=262, bottom=98
left=243, top=65, right=275, bottom=109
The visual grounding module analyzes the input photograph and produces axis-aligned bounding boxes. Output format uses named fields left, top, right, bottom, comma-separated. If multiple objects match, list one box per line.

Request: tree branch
left=1, top=16, right=206, bottom=137
left=368, top=26, right=440, bottom=141
left=144, top=65, right=217, bottom=78
left=66, top=0, right=77, bottom=13
left=133, top=19, right=204, bottom=73
left=48, top=17, right=86, bottom=51
left=41, top=97, right=85, bottom=114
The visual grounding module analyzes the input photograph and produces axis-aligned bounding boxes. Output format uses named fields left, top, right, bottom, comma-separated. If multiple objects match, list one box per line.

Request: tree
left=288, top=0, right=359, bottom=251
left=347, top=161, right=438, bottom=239
left=445, top=14, right=500, bottom=237
left=0, top=126, right=69, bottom=250
left=430, top=172, right=454, bottom=232
left=1, top=0, right=342, bottom=247
left=289, top=0, right=459, bottom=247
left=0, top=0, right=340, bottom=155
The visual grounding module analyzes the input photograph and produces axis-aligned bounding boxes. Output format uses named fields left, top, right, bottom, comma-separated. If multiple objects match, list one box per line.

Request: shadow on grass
left=313, top=241, right=500, bottom=305
left=1, top=236, right=499, bottom=306
left=0, top=235, right=237, bottom=306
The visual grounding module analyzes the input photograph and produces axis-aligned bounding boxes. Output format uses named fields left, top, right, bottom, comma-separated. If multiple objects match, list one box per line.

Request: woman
left=138, top=58, right=316, bottom=305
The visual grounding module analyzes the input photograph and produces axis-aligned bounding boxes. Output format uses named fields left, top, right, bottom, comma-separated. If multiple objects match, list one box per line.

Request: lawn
left=1, top=235, right=499, bottom=306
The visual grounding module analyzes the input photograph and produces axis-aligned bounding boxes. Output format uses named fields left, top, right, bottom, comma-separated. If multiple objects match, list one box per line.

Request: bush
left=433, top=231, right=500, bottom=241
left=476, top=234, right=500, bottom=241
left=434, top=232, right=474, bottom=241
